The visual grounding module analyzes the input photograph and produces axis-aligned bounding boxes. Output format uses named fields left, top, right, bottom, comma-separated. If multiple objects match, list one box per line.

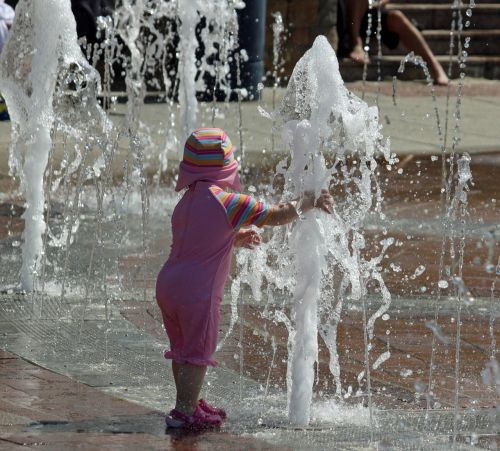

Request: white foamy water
left=310, top=399, right=372, bottom=426
left=0, top=0, right=241, bottom=292
left=245, top=36, right=394, bottom=426
left=178, top=0, right=199, bottom=143
left=0, top=0, right=107, bottom=291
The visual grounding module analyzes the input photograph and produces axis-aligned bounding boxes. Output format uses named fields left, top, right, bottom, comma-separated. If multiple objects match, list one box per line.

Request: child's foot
left=198, top=398, right=227, bottom=420
left=165, top=405, right=222, bottom=430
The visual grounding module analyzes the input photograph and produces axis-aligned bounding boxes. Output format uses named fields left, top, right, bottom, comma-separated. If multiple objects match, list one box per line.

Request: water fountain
left=265, top=35, right=392, bottom=426
left=0, top=0, right=108, bottom=292
left=0, top=0, right=498, bottom=448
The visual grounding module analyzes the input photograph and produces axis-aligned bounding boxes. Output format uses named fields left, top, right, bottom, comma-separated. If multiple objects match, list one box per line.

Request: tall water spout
left=177, top=0, right=199, bottom=143
left=270, top=36, right=392, bottom=426
left=285, top=119, right=328, bottom=426
left=177, top=0, right=240, bottom=142
left=0, top=0, right=102, bottom=291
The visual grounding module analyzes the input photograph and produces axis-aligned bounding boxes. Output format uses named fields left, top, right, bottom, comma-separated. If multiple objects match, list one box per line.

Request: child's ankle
left=175, top=403, right=196, bottom=416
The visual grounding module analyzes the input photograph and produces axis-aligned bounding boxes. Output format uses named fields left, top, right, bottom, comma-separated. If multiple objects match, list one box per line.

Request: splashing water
left=0, top=0, right=241, bottom=292
left=177, top=0, right=200, bottom=142
left=248, top=36, right=394, bottom=426
left=0, top=0, right=110, bottom=292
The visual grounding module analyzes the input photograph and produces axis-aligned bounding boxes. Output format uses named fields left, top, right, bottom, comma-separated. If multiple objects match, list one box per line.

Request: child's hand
left=302, top=189, right=333, bottom=214
left=235, top=228, right=262, bottom=249
left=314, top=189, right=334, bottom=214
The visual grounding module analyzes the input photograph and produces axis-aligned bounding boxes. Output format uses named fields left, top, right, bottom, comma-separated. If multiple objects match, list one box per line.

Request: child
left=156, top=128, right=333, bottom=430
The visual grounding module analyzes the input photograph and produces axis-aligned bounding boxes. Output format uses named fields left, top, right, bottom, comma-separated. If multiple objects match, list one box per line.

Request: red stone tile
left=0, top=429, right=289, bottom=450
left=0, top=398, right=60, bottom=423
left=0, top=438, right=28, bottom=450
left=0, top=351, right=16, bottom=360
left=0, top=355, right=156, bottom=426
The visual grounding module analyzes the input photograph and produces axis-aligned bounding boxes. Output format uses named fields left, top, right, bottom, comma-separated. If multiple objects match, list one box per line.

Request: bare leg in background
left=387, top=9, right=449, bottom=85
left=345, top=0, right=370, bottom=64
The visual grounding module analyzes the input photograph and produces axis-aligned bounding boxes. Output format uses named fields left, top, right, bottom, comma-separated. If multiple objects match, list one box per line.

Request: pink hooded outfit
left=156, top=128, right=269, bottom=367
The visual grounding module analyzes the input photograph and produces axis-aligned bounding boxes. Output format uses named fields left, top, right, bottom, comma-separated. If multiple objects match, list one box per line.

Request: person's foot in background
left=349, top=39, right=370, bottom=65
left=431, top=67, right=449, bottom=86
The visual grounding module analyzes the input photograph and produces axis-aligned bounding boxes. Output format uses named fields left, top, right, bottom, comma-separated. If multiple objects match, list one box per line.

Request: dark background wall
left=264, top=0, right=337, bottom=85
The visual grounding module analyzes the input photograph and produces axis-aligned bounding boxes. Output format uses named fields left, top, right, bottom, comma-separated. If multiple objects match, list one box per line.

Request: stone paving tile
left=0, top=351, right=290, bottom=450
left=1, top=430, right=290, bottom=450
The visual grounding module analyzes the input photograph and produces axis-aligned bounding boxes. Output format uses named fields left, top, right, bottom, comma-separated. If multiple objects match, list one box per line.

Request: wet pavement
left=0, top=83, right=499, bottom=449
left=1, top=287, right=498, bottom=450
left=0, top=350, right=286, bottom=450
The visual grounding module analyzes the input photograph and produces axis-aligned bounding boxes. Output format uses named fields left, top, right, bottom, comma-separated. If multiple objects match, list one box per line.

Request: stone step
left=388, top=3, right=500, bottom=30
left=424, top=29, right=500, bottom=55
left=368, top=29, right=500, bottom=56
left=339, top=55, right=500, bottom=81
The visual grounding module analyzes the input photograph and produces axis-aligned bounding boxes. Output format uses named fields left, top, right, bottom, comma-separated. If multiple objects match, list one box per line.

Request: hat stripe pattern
left=183, top=128, right=236, bottom=168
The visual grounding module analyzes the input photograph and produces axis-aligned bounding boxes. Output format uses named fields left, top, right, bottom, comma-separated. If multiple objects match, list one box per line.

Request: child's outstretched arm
left=265, top=189, right=333, bottom=226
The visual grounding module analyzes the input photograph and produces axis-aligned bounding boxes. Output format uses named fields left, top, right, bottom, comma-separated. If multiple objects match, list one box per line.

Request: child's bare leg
left=172, top=361, right=207, bottom=415
left=386, top=10, right=449, bottom=86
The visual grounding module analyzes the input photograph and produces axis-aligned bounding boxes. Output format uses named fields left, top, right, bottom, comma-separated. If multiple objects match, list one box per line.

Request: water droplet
left=438, top=280, right=448, bottom=289
left=390, top=263, right=401, bottom=272
left=415, top=381, right=426, bottom=393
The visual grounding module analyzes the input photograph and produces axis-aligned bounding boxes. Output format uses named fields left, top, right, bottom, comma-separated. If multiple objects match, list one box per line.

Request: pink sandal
left=198, top=399, right=227, bottom=420
left=165, top=405, right=222, bottom=430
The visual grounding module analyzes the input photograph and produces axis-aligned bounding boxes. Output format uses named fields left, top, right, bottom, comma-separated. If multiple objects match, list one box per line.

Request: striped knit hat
left=175, top=128, right=241, bottom=192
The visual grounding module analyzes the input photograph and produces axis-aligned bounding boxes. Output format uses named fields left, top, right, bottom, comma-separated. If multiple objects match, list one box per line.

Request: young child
left=156, top=128, right=333, bottom=430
